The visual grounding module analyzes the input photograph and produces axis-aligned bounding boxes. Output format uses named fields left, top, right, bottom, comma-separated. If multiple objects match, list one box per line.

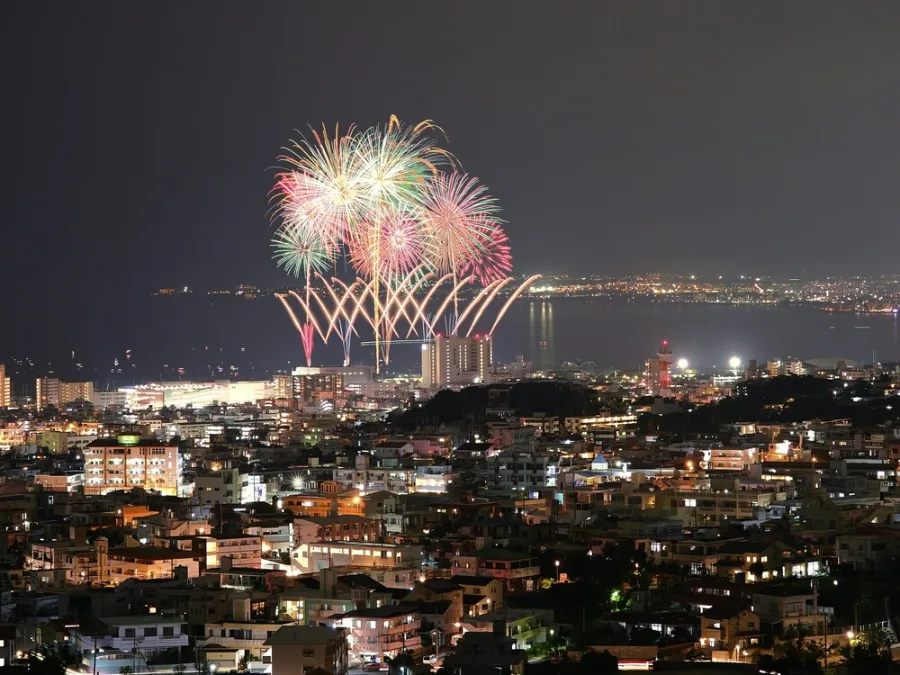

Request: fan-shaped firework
left=461, top=218, right=513, bottom=285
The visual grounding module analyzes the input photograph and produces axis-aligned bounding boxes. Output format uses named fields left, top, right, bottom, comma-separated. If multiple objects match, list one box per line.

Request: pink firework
left=419, top=171, right=502, bottom=276
left=271, top=170, right=346, bottom=253
left=349, top=207, right=431, bottom=281
left=461, top=218, right=513, bottom=285
left=295, top=322, right=315, bottom=366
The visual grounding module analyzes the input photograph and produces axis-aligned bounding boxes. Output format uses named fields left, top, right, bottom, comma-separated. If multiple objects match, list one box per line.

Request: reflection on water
left=14, top=297, right=900, bottom=381
left=492, top=299, right=900, bottom=373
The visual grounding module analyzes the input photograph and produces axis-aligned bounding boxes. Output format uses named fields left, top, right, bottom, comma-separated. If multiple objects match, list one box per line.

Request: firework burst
left=419, top=171, right=502, bottom=275
left=349, top=206, right=433, bottom=282
left=461, top=217, right=513, bottom=285
left=271, top=223, right=334, bottom=278
left=270, top=116, right=522, bottom=371
left=352, top=116, right=452, bottom=212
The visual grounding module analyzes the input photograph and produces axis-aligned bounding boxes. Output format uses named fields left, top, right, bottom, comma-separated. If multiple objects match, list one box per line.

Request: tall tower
left=657, top=340, right=673, bottom=398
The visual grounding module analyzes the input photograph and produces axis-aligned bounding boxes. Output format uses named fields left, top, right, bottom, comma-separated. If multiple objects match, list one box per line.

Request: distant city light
left=728, top=356, right=741, bottom=370
left=677, top=358, right=689, bottom=371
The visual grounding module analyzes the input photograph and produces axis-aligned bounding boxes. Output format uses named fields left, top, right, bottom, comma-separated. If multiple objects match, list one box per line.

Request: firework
left=270, top=116, right=525, bottom=370
left=352, top=116, right=451, bottom=212
left=419, top=171, right=502, bottom=275
left=349, top=206, right=433, bottom=282
left=278, top=274, right=542, bottom=357
left=272, top=223, right=334, bottom=279
left=460, top=216, right=513, bottom=285
left=275, top=125, right=367, bottom=251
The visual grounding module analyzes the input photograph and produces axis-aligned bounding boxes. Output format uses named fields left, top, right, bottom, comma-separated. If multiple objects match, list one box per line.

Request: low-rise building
left=265, top=625, right=348, bottom=675
left=331, top=603, right=421, bottom=665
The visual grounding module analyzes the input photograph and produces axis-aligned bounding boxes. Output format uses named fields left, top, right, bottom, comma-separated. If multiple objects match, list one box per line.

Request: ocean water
left=4, top=296, right=900, bottom=386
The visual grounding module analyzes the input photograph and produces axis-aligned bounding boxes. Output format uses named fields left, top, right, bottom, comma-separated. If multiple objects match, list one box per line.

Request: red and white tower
left=657, top=340, right=673, bottom=398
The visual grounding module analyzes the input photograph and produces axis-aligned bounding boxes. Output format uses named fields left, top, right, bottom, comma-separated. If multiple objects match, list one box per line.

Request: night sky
left=4, top=1, right=900, bottom=310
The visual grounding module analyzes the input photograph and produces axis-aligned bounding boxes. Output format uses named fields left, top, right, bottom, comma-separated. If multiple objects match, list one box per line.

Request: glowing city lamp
left=846, top=631, right=855, bottom=640
left=554, top=560, right=560, bottom=582
left=728, top=356, right=741, bottom=373
left=677, top=358, right=689, bottom=373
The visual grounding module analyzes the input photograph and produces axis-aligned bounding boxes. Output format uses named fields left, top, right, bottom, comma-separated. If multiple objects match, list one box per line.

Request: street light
left=677, top=358, right=689, bottom=375
left=554, top=560, right=560, bottom=582
left=728, top=356, right=741, bottom=373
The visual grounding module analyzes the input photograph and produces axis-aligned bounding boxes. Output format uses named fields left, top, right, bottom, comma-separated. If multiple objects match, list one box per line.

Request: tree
left=577, top=650, right=618, bottom=675
left=839, top=629, right=892, bottom=674
left=748, top=561, right=766, bottom=581
left=759, top=634, right=824, bottom=675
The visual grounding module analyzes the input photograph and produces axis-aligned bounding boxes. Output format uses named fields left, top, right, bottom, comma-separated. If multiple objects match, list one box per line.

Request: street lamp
left=677, top=358, right=688, bottom=376
left=554, top=560, right=560, bottom=582
left=728, top=356, right=741, bottom=374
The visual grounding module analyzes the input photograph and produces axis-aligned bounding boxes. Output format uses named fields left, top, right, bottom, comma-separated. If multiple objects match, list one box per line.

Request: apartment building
left=83, top=436, right=181, bottom=496
left=195, top=468, right=241, bottom=508
left=105, top=546, right=202, bottom=585
left=707, top=446, right=760, bottom=472
left=450, top=549, right=540, bottom=591
left=414, top=465, right=457, bottom=493
left=332, top=466, right=414, bottom=493
left=293, top=541, right=422, bottom=575
left=331, top=603, right=421, bottom=665
left=293, top=516, right=382, bottom=547
left=485, top=451, right=558, bottom=491
left=74, top=616, right=189, bottom=674
left=36, top=377, right=94, bottom=409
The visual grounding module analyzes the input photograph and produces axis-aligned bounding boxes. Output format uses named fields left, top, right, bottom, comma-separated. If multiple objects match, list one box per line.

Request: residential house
left=450, top=549, right=540, bottom=591
left=331, top=603, right=421, bottom=665
left=265, top=625, right=348, bottom=675
left=73, top=616, right=189, bottom=674
left=698, top=606, right=762, bottom=657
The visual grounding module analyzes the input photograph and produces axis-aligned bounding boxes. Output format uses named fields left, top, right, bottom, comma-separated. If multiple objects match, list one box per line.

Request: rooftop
left=265, top=625, right=345, bottom=646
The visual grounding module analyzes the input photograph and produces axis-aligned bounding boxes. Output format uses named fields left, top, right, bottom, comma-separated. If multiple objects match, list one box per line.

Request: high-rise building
left=644, top=341, right=673, bottom=398
left=273, top=373, right=294, bottom=401
left=36, top=377, right=60, bottom=409
left=0, top=365, right=10, bottom=408
left=61, top=381, right=94, bottom=406
left=294, top=373, right=344, bottom=401
left=421, top=335, right=492, bottom=389
left=36, top=377, right=94, bottom=409
left=83, top=435, right=181, bottom=496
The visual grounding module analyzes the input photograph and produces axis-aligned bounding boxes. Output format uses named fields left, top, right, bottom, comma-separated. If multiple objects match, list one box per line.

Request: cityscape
left=3, top=4, right=900, bottom=675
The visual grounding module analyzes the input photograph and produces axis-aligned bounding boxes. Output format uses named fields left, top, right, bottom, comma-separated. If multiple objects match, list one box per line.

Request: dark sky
left=4, top=1, right=900, bottom=305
